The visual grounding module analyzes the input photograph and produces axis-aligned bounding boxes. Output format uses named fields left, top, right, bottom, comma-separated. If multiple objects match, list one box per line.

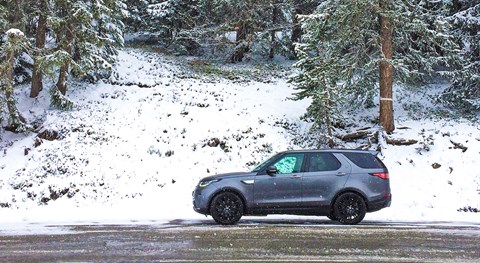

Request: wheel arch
left=208, top=187, right=247, bottom=214
left=330, top=188, right=369, bottom=211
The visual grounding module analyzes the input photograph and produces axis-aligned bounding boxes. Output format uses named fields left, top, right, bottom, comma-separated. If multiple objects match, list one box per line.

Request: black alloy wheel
left=333, top=192, right=366, bottom=225
left=210, top=192, right=244, bottom=225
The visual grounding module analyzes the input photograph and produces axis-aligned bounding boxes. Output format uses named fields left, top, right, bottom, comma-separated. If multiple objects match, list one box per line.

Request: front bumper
left=192, top=187, right=210, bottom=215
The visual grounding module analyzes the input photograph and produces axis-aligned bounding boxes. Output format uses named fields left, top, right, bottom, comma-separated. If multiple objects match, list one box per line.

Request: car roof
left=280, top=149, right=379, bottom=156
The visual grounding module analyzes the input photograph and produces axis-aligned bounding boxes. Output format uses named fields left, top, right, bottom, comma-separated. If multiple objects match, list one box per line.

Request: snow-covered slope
left=0, top=49, right=478, bottom=224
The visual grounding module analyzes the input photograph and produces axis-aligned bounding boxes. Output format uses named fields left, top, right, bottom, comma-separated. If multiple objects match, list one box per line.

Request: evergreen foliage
left=122, top=0, right=150, bottom=32
left=122, top=0, right=320, bottom=60
left=291, top=0, right=463, bottom=139
left=49, top=0, right=124, bottom=82
left=290, top=41, right=343, bottom=147
left=1, top=0, right=479, bottom=137
left=441, top=1, right=480, bottom=113
left=0, top=29, right=30, bottom=131
left=0, top=3, right=8, bottom=32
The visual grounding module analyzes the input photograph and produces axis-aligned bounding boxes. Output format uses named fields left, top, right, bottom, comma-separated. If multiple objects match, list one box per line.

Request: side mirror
left=266, top=166, right=278, bottom=175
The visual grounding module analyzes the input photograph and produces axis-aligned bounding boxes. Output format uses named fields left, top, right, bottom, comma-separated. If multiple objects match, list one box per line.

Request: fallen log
left=385, top=137, right=418, bottom=146
left=337, top=130, right=371, bottom=142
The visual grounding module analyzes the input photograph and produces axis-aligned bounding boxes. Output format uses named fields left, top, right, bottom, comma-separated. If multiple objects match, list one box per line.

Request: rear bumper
left=367, top=194, right=392, bottom=212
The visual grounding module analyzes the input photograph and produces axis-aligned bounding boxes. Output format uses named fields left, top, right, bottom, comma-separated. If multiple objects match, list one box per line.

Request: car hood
left=201, top=172, right=255, bottom=181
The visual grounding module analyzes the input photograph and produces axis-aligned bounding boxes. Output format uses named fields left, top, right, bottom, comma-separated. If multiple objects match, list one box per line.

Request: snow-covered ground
left=0, top=49, right=479, bottom=228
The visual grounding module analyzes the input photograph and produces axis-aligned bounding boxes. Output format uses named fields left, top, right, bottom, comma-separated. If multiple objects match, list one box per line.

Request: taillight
left=370, top=172, right=389, bottom=179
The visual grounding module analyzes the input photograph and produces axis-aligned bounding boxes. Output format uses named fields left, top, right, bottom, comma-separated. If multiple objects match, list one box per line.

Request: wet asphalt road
left=1, top=219, right=480, bottom=262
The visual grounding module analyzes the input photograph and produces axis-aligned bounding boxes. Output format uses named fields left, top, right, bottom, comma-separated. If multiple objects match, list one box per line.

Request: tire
left=333, top=192, right=366, bottom=225
left=210, top=192, right=244, bottom=225
left=326, top=213, right=337, bottom=221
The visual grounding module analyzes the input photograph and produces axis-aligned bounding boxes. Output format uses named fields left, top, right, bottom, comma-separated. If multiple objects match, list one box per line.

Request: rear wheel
left=333, top=192, right=366, bottom=225
left=210, top=192, right=244, bottom=225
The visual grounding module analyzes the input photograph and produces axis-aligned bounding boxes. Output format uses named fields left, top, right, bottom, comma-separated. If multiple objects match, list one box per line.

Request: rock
left=432, top=163, right=441, bottom=169
left=207, top=138, right=221, bottom=147
left=37, top=129, right=61, bottom=141
left=34, top=137, right=43, bottom=147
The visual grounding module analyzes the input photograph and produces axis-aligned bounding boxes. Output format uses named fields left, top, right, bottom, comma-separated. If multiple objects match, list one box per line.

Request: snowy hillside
left=0, top=49, right=479, bottom=224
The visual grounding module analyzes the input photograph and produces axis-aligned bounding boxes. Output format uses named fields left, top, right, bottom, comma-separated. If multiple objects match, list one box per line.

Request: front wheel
left=333, top=192, right=366, bottom=225
left=210, top=192, right=244, bottom=225
left=326, top=213, right=337, bottom=221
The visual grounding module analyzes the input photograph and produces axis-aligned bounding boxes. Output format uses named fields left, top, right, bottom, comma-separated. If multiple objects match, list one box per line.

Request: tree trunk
left=231, top=21, right=248, bottom=62
left=322, top=80, right=334, bottom=148
left=30, top=0, right=48, bottom=98
left=290, top=3, right=303, bottom=58
left=5, top=37, right=26, bottom=130
left=10, top=0, right=25, bottom=32
left=269, top=0, right=278, bottom=59
left=56, top=25, right=74, bottom=95
left=379, top=0, right=394, bottom=133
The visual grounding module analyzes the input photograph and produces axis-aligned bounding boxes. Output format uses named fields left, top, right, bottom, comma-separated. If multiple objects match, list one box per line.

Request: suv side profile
left=193, top=149, right=391, bottom=225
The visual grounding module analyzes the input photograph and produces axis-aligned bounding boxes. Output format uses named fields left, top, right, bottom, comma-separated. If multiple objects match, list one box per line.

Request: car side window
left=273, top=153, right=304, bottom=174
left=342, top=152, right=385, bottom=169
left=307, top=153, right=341, bottom=172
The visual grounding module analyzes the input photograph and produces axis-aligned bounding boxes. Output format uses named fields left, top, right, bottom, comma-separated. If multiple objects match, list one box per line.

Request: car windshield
left=251, top=153, right=280, bottom=172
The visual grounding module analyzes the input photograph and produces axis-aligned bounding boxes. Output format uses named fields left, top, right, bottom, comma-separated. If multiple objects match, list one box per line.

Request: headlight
left=199, top=179, right=220, bottom=188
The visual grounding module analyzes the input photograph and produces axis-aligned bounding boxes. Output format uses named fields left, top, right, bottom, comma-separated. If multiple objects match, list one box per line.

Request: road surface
left=1, top=219, right=479, bottom=262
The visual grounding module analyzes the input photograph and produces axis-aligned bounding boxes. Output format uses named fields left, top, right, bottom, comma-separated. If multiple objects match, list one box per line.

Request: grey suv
left=193, top=149, right=391, bottom=225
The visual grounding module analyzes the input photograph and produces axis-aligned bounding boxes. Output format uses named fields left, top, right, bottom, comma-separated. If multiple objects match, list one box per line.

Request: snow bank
left=0, top=49, right=478, bottom=225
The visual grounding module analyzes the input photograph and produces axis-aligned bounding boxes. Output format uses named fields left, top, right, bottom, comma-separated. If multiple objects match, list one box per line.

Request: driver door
left=253, top=153, right=305, bottom=211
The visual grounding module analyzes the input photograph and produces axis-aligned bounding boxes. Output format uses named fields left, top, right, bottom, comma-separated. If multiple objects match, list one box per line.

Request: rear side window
left=307, top=153, right=341, bottom=172
left=343, top=152, right=385, bottom=169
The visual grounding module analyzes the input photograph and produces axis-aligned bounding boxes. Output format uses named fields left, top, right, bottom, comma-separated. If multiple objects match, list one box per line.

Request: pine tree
left=0, top=3, right=8, bottom=32
left=122, top=0, right=150, bottom=32
left=292, top=0, right=461, bottom=134
left=30, top=0, right=48, bottom=98
left=0, top=29, right=29, bottom=131
left=147, top=0, right=198, bottom=40
left=120, top=0, right=320, bottom=60
left=44, top=0, right=124, bottom=108
left=83, top=0, right=124, bottom=81
left=441, top=1, right=480, bottom=113
left=286, top=0, right=319, bottom=58
left=290, top=43, right=343, bottom=147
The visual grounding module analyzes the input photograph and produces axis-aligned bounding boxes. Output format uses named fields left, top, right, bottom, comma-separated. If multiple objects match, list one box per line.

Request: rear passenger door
left=302, top=152, right=351, bottom=208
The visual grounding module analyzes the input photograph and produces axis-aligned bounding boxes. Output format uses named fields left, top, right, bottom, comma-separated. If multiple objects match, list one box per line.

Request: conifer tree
left=292, top=0, right=460, bottom=134
left=0, top=3, right=7, bottom=32
left=442, top=1, right=480, bottom=112
left=0, top=29, right=29, bottom=131
left=122, top=0, right=150, bottom=32
left=30, top=0, right=48, bottom=98
left=290, top=42, right=343, bottom=147
left=45, top=0, right=124, bottom=108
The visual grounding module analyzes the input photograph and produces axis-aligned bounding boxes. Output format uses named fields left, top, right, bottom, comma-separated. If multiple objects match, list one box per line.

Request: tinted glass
left=343, top=152, right=385, bottom=169
left=307, top=153, right=341, bottom=172
left=273, top=153, right=304, bottom=174
left=251, top=153, right=281, bottom=172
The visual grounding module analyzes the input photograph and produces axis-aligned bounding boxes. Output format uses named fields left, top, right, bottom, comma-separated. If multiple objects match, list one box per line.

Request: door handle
left=290, top=175, right=302, bottom=179
left=336, top=172, right=347, bottom=176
